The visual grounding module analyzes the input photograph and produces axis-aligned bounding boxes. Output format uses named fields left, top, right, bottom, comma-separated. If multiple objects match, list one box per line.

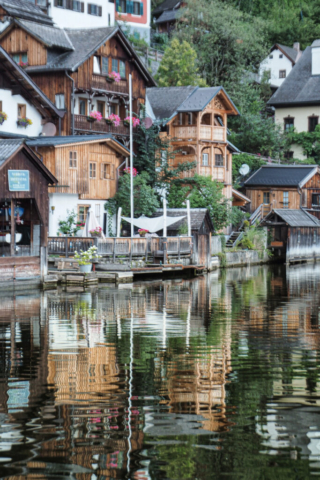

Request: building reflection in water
left=2, top=265, right=320, bottom=477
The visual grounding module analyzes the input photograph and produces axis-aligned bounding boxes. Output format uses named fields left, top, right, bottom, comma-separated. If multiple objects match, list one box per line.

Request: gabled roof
left=177, top=86, right=239, bottom=114
left=244, top=165, right=317, bottom=187
left=0, top=0, right=53, bottom=25
left=0, top=46, right=64, bottom=119
left=16, top=19, right=73, bottom=51
left=265, top=209, right=320, bottom=227
left=155, top=9, right=179, bottom=23
left=152, top=208, right=214, bottom=232
left=268, top=46, right=320, bottom=107
left=271, top=44, right=299, bottom=64
left=0, top=139, right=57, bottom=183
left=153, top=0, right=180, bottom=16
left=146, top=86, right=196, bottom=121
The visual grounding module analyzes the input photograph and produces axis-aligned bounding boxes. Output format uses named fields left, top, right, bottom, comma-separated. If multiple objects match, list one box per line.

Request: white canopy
left=82, top=208, right=106, bottom=239
left=121, top=214, right=186, bottom=233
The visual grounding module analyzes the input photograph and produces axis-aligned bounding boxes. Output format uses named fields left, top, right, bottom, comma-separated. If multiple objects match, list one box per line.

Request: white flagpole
left=117, top=207, right=122, bottom=238
left=129, top=74, right=134, bottom=238
left=163, top=197, right=167, bottom=237
left=187, top=199, right=191, bottom=237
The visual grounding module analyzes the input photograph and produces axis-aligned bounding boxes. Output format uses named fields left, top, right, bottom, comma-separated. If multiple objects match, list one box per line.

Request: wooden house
left=0, top=139, right=57, bottom=281
left=146, top=86, right=239, bottom=209
left=25, top=135, right=130, bottom=235
left=261, top=208, right=320, bottom=264
left=0, top=21, right=156, bottom=141
left=243, top=165, right=320, bottom=220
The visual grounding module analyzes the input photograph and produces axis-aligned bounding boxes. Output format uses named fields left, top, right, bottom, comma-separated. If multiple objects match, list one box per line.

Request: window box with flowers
left=87, top=111, right=102, bottom=123
left=138, top=228, right=149, bottom=237
left=105, top=113, right=120, bottom=126
left=17, top=118, right=32, bottom=128
left=123, top=116, right=140, bottom=128
left=0, top=112, right=8, bottom=125
left=123, top=167, right=138, bottom=176
left=89, top=226, right=102, bottom=237
left=106, top=71, right=121, bottom=83
left=18, top=61, right=28, bottom=68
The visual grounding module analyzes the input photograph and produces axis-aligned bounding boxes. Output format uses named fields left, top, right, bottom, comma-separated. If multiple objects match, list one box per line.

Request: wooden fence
left=48, top=236, right=193, bottom=260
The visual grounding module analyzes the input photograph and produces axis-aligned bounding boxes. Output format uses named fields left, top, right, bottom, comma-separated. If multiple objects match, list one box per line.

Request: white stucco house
left=267, top=40, right=320, bottom=160
left=259, top=43, right=302, bottom=88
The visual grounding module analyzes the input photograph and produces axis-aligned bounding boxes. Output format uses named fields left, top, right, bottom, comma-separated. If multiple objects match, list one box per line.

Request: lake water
left=1, top=264, right=320, bottom=479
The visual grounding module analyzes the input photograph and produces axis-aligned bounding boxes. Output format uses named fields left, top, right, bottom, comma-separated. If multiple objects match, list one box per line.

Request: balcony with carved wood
left=74, top=114, right=132, bottom=136
left=91, top=75, right=128, bottom=95
left=171, top=125, right=226, bottom=142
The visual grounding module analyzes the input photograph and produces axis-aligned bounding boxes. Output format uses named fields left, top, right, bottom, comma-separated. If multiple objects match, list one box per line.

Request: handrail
left=250, top=204, right=262, bottom=225
left=233, top=231, right=244, bottom=247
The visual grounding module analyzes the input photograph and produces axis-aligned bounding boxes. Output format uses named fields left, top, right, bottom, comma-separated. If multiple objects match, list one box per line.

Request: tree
left=167, top=175, right=231, bottom=232
left=155, top=38, right=206, bottom=87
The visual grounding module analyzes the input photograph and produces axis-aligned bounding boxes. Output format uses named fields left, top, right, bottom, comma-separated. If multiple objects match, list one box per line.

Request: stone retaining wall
left=211, top=250, right=270, bottom=269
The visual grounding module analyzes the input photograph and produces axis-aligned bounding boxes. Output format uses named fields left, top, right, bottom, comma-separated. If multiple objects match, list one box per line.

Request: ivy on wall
left=285, top=126, right=320, bottom=163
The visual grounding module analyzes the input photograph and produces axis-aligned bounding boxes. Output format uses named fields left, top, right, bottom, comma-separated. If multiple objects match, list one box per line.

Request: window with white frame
left=69, top=151, right=77, bottom=168
left=55, top=94, right=65, bottom=109
left=283, top=191, right=289, bottom=208
left=202, top=151, right=209, bottom=166
left=89, top=163, right=97, bottom=178
left=93, top=56, right=101, bottom=74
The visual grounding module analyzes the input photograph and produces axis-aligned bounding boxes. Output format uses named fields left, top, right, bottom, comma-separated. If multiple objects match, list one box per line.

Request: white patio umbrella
left=82, top=208, right=106, bottom=239
left=121, top=214, right=186, bottom=233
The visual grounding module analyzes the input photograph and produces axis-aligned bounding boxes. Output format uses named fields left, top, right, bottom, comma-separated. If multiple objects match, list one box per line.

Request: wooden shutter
left=100, top=163, right=104, bottom=179
left=111, top=164, right=115, bottom=180
left=98, top=5, right=102, bottom=15
left=54, top=0, right=58, bottom=6
left=81, top=1, right=84, bottom=11
left=139, top=1, right=143, bottom=15
left=66, top=0, right=72, bottom=9
left=87, top=3, right=91, bottom=13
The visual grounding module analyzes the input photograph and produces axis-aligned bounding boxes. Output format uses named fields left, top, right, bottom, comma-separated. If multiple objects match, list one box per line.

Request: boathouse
left=262, top=208, right=320, bottom=264
left=152, top=208, right=214, bottom=236
left=0, top=139, right=57, bottom=282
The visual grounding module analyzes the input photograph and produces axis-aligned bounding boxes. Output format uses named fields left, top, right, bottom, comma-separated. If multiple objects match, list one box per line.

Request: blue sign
left=8, top=170, right=30, bottom=191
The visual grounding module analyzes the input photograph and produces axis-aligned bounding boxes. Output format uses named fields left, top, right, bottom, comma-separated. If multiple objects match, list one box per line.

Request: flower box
left=17, top=117, right=32, bottom=128
left=105, top=113, right=120, bottom=127
left=124, top=116, right=140, bottom=128
left=106, top=76, right=115, bottom=83
left=106, top=71, right=121, bottom=83
left=87, top=116, right=96, bottom=123
left=0, top=112, right=8, bottom=125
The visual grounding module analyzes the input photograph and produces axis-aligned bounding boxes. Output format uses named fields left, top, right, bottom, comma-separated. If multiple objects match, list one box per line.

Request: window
left=37, top=0, right=47, bottom=6
left=95, top=204, right=100, bottom=223
left=57, top=0, right=64, bottom=7
left=263, top=192, right=270, bottom=204
left=269, top=54, right=273, bottom=59
left=279, top=69, right=286, bottom=78
left=279, top=53, right=283, bottom=58
left=133, top=1, right=140, bottom=14
left=108, top=13, right=111, bottom=25
left=312, top=194, right=320, bottom=207
left=73, top=0, right=81, bottom=11
left=69, top=151, right=77, bottom=168
left=119, top=0, right=126, bottom=12
left=215, top=148, right=223, bottom=166
left=283, top=191, right=289, bottom=208
left=202, top=152, right=209, bottom=166
left=78, top=205, right=90, bottom=223
left=12, top=52, right=28, bottom=65
left=87, top=3, right=102, bottom=14
left=55, top=94, right=65, bottom=109
left=109, top=103, right=119, bottom=115
left=179, top=113, right=183, bottom=125
left=18, top=104, right=26, bottom=118
left=101, top=57, right=109, bottom=74
left=89, top=163, right=97, bottom=178
left=119, top=60, right=126, bottom=78
left=79, top=98, right=87, bottom=115
left=112, top=58, right=118, bottom=72
left=309, top=116, right=319, bottom=133
left=93, top=56, right=101, bottom=74
left=284, top=117, right=294, bottom=131
left=188, top=113, right=193, bottom=125
left=97, top=101, right=105, bottom=117
left=284, top=151, right=294, bottom=159
left=102, top=163, right=111, bottom=179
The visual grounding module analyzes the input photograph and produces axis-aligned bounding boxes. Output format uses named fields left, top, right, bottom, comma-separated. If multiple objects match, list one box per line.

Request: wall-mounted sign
left=8, top=170, right=30, bottom=192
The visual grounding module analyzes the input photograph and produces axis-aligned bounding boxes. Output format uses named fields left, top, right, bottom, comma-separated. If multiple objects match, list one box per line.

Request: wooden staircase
left=225, top=203, right=271, bottom=248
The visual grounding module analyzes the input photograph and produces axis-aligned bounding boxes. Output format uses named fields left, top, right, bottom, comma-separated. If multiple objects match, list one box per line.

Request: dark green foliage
left=284, top=125, right=320, bottom=164
left=232, top=152, right=266, bottom=184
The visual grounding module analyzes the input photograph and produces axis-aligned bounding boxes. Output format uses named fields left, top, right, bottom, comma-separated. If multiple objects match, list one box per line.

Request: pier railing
left=48, top=236, right=193, bottom=259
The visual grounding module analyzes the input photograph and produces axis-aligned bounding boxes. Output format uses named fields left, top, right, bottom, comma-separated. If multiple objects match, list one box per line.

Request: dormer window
left=12, top=52, right=28, bottom=66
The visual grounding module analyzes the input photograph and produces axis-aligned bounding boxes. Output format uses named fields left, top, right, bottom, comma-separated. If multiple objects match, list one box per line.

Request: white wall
left=48, top=2, right=115, bottom=29
left=0, top=88, right=43, bottom=136
left=48, top=193, right=116, bottom=236
left=259, top=48, right=294, bottom=87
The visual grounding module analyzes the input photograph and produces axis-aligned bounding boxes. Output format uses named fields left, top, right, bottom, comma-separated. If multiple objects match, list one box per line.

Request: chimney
left=311, top=40, right=320, bottom=76
left=293, top=42, right=300, bottom=53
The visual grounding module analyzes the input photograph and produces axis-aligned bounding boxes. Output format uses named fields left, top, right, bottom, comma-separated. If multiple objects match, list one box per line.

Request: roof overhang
left=29, top=136, right=130, bottom=156
left=232, top=188, right=251, bottom=204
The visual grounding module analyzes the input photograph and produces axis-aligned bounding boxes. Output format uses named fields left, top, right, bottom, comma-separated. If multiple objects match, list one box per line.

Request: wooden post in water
left=10, top=199, right=15, bottom=257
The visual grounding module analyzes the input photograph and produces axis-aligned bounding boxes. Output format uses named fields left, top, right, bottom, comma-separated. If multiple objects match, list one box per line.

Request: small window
left=95, top=204, right=100, bottom=222
left=18, top=104, right=26, bottom=118
left=188, top=113, right=193, bottom=125
left=93, top=56, right=101, bottom=74
left=269, top=54, right=273, bottom=59
left=55, top=94, right=65, bottom=109
left=312, top=194, right=320, bottom=207
left=284, top=151, right=294, bottom=159
left=284, top=117, right=294, bottom=131
left=73, top=0, right=81, bottom=11
left=109, top=103, right=119, bottom=115
left=57, top=0, right=64, bottom=7
left=133, top=1, right=140, bottom=14
left=179, top=113, right=183, bottom=125
left=101, top=57, right=108, bottom=74
left=202, top=152, right=209, bottom=166
left=12, top=54, right=20, bottom=63
left=215, top=149, right=223, bottom=166
left=263, top=192, right=270, bottom=204
left=79, top=98, right=87, bottom=115
left=108, top=13, right=111, bottom=25
left=119, top=0, right=126, bottom=12
left=112, top=58, right=118, bottom=72
left=279, top=53, right=283, bottom=58
left=102, top=163, right=111, bottom=179
left=69, top=151, right=77, bottom=168
left=97, top=101, right=105, bottom=117
left=119, top=60, right=126, bottom=78
left=89, top=162, right=97, bottom=178
left=309, top=116, right=319, bottom=133
left=279, top=69, right=286, bottom=78
left=88, top=3, right=99, bottom=15
left=283, top=191, right=289, bottom=208
left=12, top=52, right=28, bottom=65
left=78, top=205, right=90, bottom=223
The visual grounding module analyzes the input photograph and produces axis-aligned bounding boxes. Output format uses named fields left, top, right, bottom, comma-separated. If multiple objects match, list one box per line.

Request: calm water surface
left=1, top=265, right=320, bottom=479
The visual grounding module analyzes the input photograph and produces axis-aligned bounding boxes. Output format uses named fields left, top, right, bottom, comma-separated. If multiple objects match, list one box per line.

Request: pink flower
left=107, top=113, right=121, bottom=126
left=89, top=110, right=103, bottom=121
left=123, top=167, right=137, bottom=176
left=124, top=116, right=140, bottom=127
left=108, top=71, right=121, bottom=82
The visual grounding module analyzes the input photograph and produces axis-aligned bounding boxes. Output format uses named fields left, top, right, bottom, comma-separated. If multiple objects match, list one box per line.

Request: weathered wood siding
left=287, top=226, right=320, bottom=263
left=38, top=141, right=123, bottom=199
left=244, top=188, right=301, bottom=213
left=303, top=173, right=320, bottom=208
left=0, top=26, right=47, bottom=65
left=0, top=256, right=41, bottom=281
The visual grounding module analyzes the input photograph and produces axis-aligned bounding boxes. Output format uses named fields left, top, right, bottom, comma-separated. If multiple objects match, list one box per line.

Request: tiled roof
left=0, top=0, right=53, bottom=25
left=276, top=44, right=299, bottom=63
left=244, top=165, right=317, bottom=187
left=152, top=208, right=214, bottom=231
left=177, top=86, right=239, bottom=114
left=17, top=19, right=73, bottom=50
left=153, top=0, right=180, bottom=15
left=0, top=139, right=23, bottom=166
left=268, top=45, right=320, bottom=106
left=155, top=9, right=179, bottom=23
left=273, top=209, right=320, bottom=227
left=146, top=86, right=196, bottom=121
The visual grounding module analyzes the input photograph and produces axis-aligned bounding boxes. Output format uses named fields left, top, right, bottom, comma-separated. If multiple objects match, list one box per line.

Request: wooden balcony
left=91, top=75, right=128, bottom=95
left=172, top=125, right=225, bottom=141
left=74, top=114, right=131, bottom=136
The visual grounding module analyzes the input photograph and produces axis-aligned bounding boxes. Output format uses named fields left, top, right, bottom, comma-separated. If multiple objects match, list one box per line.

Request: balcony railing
left=74, top=114, right=132, bottom=136
left=91, top=75, right=128, bottom=95
left=172, top=125, right=225, bottom=141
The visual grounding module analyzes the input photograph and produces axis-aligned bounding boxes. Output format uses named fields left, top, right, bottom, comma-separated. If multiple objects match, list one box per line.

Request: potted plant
left=123, top=167, right=138, bottom=176
left=89, top=226, right=102, bottom=237
left=106, top=71, right=121, bottom=83
left=138, top=228, right=149, bottom=237
left=105, top=113, right=120, bottom=126
left=17, top=117, right=32, bottom=128
left=58, top=210, right=80, bottom=236
left=0, top=112, right=8, bottom=125
left=18, top=61, right=28, bottom=68
left=75, top=221, right=85, bottom=236
left=87, top=111, right=102, bottom=123
left=123, top=116, right=140, bottom=128
left=74, top=245, right=101, bottom=273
